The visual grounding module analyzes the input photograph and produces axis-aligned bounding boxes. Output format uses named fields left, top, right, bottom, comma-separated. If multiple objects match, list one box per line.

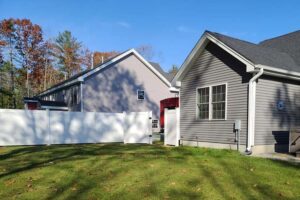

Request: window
left=71, top=86, right=78, bottom=106
left=197, top=87, right=209, bottom=119
left=73, top=90, right=77, bottom=105
left=196, top=84, right=227, bottom=120
left=212, top=84, right=226, bottom=119
left=137, top=90, right=145, bottom=100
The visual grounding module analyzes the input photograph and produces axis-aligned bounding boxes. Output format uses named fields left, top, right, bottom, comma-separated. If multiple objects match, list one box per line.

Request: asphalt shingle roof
left=149, top=61, right=174, bottom=82
left=206, top=31, right=300, bottom=73
left=259, top=30, right=300, bottom=68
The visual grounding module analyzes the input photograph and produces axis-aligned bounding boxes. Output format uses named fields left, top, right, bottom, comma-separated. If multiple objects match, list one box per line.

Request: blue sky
left=1, top=0, right=300, bottom=71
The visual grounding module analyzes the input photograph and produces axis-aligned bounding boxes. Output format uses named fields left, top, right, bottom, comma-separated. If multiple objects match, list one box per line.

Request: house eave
left=172, top=31, right=300, bottom=86
left=39, top=49, right=171, bottom=97
left=40, top=105, right=69, bottom=110
left=254, top=64, right=300, bottom=81
left=169, top=86, right=180, bottom=93
left=172, top=31, right=256, bottom=86
left=38, top=79, right=81, bottom=97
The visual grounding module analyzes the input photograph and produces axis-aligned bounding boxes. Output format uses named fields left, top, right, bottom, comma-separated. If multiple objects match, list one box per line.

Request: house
left=172, top=30, right=300, bottom=154
left=37, top=49, right=176, bottom=123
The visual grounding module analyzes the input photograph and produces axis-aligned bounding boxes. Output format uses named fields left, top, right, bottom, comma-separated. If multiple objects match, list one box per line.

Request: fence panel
left=123, top=111, right=152, bottom=144
left=0, top=109, right=49, bottom=145
left=50, top=111, right=124, bottom=144
left=0, top=109, right=152, bottom=146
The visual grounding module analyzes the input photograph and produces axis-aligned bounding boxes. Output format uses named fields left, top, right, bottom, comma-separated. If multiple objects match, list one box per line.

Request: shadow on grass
left=0, top=144, right=299, bottom=200
left=0, top=143, right=173, bottom=178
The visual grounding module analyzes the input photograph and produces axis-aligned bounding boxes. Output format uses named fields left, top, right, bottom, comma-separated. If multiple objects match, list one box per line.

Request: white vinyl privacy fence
left=0, top=109, right=152, bottom=146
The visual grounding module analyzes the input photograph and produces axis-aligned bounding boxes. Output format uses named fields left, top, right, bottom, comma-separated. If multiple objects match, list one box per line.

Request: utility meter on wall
left=234, top=120, right=241, bottom=130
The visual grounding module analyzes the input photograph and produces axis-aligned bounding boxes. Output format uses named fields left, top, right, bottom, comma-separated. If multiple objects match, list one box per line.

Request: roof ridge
left=205, top=30, right=258, bottom=46
left=206, top=30, right=296, bottom=56
left=205, top=30, right=299, bottom=73
left=259, top=30, right=300, bottom=44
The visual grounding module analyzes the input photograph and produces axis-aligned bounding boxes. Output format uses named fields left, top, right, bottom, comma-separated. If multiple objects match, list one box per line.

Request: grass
left=0, top=143, right=299, bottom=200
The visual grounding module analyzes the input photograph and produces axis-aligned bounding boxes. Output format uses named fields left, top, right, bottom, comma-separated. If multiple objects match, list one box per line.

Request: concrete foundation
left=252, top=144, right=289, bottom=154
left=181, top=140, right=246, bottom=152
left=180, top=140, right=291, bottom=155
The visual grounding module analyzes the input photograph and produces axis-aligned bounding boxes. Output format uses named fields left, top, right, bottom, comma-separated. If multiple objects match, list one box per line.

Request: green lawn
left=0, top=143, right=299, bottom=200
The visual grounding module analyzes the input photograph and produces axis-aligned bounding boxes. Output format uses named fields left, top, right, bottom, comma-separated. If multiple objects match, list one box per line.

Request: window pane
left=212, top=102, right=226, bottom=119
left=212, top=85, right=226, bottom=103
left=221, top=110, right=225, bottom=119
left=198, top=88, right=209, bottom=104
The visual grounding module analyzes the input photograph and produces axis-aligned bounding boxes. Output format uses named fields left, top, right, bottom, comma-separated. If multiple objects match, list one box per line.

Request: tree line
left=0, top=18, right=178, bottom=109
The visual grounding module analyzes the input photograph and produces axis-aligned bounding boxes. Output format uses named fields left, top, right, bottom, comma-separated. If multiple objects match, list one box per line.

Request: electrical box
left=234, top=120, right=241, bottom=130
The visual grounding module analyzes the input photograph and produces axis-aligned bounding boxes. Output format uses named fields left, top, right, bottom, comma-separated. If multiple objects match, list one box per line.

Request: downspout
left=246, top=68, right=264, bottom=154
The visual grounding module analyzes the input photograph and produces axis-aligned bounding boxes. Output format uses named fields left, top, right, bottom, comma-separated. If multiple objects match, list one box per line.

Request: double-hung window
left=197, top=87, right=210, bottom=119
left=197, top=83, right=227, bottom=120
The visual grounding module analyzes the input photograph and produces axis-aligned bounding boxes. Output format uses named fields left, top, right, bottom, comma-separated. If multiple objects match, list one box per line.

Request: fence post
left=123, top=111, right=126, bottom=144
left=47, top=108, right=51, bottom=146
left=176, top=108, right=180, bottom=147
left=149, top=111, right=153, bottom=144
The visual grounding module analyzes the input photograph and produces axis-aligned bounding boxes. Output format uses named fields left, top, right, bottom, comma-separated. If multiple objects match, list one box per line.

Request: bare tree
left=135, top=45, right=155, bottom=61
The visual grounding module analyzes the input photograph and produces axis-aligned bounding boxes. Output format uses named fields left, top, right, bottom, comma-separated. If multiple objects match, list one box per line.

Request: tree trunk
left=9, top=38, right=16, bottom=108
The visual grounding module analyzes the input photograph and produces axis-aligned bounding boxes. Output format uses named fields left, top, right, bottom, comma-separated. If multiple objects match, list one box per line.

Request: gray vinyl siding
left=83, top=53, right=173, bottom=119
left=255, top=75, right=300, bottom=145
left=39, top=53, right=173, bottom=116
left=180, top=42, right=251, bottom=145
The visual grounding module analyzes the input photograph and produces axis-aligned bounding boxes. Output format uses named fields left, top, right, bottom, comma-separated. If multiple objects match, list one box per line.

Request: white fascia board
left=82, top=49, right=172, bottom=87
left=24, top=100, right=39, bottom=103
left=255, top=64, right=300, bottom=80
left=172, top=32, right=256, bottom=86
left=83, top=49, right=171, bottom=87
left=205, top=33, right=255, bottom=71
left=171, top=34, right=209, bottom=86
left=81, top=49, right=134, bottom=80
left=169, top=86, right=179, bottom=93
left=41, top=106, right=69, bottom=110
left=175, top=81, right=181, bottom=87
left=173, top=31, right=300, bottom=86
left=78, top=77, right=84, bottom=82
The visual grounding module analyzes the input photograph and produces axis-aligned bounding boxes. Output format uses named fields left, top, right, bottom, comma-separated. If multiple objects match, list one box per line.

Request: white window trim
left=196, top=86, right=210, bottom=120
left=196, top=83, right=228, bottom=121
left=137, top=89, right=145, bottom=101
